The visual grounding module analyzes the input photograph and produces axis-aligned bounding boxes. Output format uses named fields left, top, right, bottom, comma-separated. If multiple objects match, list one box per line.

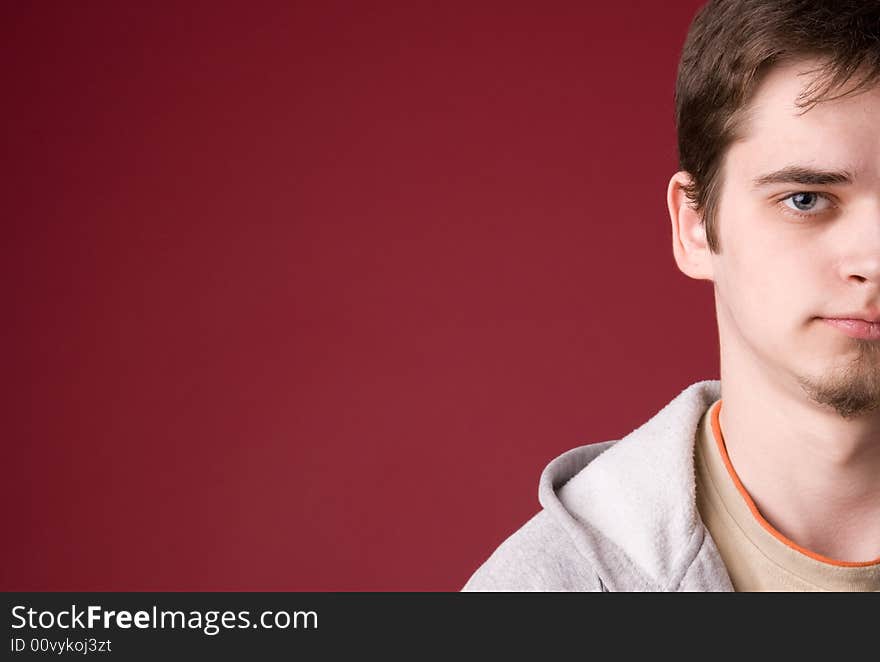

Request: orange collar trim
left=710, top=399, right=880, bottom=567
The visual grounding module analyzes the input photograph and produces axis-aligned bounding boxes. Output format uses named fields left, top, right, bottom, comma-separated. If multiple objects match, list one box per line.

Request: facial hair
left=797, top=339, right=880, bottom=419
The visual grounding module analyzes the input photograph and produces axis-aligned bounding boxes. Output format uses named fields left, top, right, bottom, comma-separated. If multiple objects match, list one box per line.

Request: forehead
left=727, top=58, right=880, bottom=180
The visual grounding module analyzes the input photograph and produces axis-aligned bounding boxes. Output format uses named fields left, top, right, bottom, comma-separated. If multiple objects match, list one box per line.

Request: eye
left=781, top=191, right=833, bottom=214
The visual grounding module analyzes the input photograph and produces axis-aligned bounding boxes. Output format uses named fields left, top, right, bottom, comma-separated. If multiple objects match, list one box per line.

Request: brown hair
left=675, top=0, right=880, bottom=253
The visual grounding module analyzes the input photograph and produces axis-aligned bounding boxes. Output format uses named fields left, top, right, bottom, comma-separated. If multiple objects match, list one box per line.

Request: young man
left=463, top=0, right=880, bottom=591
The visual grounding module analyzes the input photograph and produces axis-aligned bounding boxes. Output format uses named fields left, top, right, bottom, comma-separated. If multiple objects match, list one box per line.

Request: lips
left=827, top=311, right=880, bottom=323
left=821, top=318, right=880, bottom=340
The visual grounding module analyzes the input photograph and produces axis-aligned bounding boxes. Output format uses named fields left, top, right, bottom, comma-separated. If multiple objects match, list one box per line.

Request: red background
left=3, top=1, right=716, bottom=590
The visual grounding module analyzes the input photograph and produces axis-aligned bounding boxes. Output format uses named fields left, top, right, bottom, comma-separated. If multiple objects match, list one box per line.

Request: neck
left=718, top=355, right=880, bottom=562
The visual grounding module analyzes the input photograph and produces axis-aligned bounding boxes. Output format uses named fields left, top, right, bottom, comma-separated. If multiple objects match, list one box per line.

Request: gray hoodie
left=462, top=379, right=734, bottom=591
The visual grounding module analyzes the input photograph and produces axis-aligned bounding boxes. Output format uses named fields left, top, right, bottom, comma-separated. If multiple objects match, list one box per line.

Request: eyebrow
left=751, top=166, right=855, bottom=188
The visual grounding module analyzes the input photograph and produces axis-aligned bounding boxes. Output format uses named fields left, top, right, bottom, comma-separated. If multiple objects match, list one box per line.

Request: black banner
left=1, top=591, right=867, bottom=658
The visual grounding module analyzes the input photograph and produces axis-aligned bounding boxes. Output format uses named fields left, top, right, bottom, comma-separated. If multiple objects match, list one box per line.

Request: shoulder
left=461, top=509, right=605, bottom=592
left=462, top=380, right=727, bottom=592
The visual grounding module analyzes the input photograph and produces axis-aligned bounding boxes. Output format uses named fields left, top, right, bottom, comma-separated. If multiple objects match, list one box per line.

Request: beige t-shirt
left=694, top=399, right=880, bottom=591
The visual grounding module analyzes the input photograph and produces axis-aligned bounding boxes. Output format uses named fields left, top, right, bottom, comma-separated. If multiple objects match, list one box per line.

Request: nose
left=842, top=256, right=880, bottom=284
left=837, top=208, right=880, bottom=286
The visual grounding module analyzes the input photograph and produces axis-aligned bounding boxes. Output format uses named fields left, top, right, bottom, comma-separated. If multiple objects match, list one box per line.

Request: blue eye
left=790, top=192, right=818, bottom=210
left=781, top=192, right=832, bottom=214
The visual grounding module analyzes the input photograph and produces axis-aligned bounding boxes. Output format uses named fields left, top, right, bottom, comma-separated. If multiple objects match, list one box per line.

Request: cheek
left=720, top=200, right=807, bottom=295
left=718, top=227, right=798, bottom=333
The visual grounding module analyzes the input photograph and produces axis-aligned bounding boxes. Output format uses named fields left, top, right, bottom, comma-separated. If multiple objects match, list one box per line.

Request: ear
left=667, top=171, right=714, bottom=281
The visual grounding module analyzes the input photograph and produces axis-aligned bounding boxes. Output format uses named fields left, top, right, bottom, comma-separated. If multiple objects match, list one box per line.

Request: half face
left=711, top=58, right=880, bottom=418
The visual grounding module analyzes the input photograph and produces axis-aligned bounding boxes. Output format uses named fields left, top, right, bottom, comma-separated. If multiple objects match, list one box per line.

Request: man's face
left=711, top=58, right=880, bottom=419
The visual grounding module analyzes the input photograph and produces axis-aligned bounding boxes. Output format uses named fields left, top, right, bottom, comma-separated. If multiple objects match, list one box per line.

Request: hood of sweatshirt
left=464, top=379, right=733, bottom=591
